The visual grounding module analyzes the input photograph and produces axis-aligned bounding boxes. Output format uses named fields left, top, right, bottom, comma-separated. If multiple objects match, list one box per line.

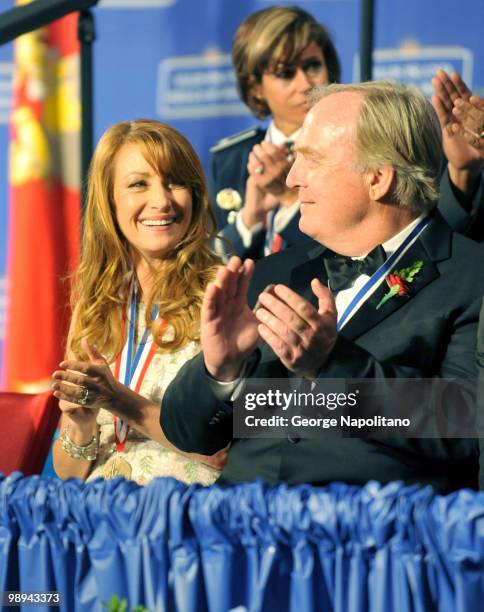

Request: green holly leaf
left=395, top=260, right=423, bottom=283
left=404, top=260, right=423, bottom=282
left=104, top=595, right=128, bottom=612
left=103, top=596, right=149, bottom=612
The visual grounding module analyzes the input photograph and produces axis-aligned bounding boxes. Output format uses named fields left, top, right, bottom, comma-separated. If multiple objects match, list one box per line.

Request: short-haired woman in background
left=211, top=5, right=340, bottom=259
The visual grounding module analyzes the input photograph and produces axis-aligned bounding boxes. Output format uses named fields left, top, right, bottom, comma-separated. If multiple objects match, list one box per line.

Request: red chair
left=0, top=391, right=60, bottom=475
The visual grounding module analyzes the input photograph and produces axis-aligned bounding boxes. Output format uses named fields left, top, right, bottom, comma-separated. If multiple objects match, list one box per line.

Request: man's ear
left=367, top=165, right=395, bottom=201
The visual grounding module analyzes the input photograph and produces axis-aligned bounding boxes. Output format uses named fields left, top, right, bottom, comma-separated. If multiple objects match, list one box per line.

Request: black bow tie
left=324, top=245, right=386, bottom=292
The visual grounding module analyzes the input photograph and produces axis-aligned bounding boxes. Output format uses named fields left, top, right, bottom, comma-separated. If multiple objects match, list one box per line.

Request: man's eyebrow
left=294, top=145, right=323, bottom=159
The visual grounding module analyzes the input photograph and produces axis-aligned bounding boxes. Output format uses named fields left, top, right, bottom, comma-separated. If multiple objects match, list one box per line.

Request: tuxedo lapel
left=339, top=212, right=452, bottom=341
left=340, top=241, right=439, bottom=340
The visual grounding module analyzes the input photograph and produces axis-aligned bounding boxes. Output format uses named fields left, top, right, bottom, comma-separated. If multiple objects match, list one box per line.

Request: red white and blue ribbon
left=113, top=284, right=162, bottom=451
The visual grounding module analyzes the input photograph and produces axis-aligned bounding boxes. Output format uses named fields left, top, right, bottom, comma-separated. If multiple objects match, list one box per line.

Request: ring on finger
left=78, top=386, right=89, bottom=406
left=255, top=165, right=265, bottom=175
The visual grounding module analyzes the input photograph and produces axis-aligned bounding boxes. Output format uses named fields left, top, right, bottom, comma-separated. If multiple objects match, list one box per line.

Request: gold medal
left=102, top=455, right=132, bottom=480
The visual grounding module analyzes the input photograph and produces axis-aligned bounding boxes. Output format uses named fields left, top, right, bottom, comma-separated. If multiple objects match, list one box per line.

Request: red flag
left=3, top=6, right=80, bottom=391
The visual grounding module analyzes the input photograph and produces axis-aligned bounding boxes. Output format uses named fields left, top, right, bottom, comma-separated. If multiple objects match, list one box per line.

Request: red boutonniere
left=376, top=260, right=423, bottom=310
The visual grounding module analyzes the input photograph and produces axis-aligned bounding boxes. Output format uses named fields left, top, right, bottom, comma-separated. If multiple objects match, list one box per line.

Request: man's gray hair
left=310, top=81, right=442, bottom=212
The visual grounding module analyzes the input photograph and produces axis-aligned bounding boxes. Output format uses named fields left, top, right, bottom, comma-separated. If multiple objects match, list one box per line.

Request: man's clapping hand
left=255, top=279, right=338, bottom=379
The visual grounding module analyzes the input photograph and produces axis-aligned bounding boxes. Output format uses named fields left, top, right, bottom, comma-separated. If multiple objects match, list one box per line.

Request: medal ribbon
left=263, top=127, right=281, bottom=255
left=113, top=285, right=164, bottom=451
left=262, top=125, right=297, bottom=255
left=336, top=215, right=432, bottom=331
left=264, top=206, right=283, bottom=254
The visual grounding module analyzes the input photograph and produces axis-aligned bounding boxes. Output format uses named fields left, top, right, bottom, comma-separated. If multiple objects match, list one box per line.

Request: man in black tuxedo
left=160, top=81, right=484, bottom=493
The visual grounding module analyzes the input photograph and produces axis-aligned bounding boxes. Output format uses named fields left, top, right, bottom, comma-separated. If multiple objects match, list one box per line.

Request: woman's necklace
left=102, top=284, right=163, bottom=480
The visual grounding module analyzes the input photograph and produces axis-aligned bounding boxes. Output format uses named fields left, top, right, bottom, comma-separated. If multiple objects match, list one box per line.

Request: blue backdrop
left=0, top=0, right=483, bottom=374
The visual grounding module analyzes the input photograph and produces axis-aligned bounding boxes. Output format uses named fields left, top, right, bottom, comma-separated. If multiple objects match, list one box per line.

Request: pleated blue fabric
left=1, top=474, right=483, bottom=612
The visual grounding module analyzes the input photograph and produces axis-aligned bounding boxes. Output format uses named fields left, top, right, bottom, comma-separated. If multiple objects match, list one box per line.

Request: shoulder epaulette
left=210, top=126, right=262, bottom=153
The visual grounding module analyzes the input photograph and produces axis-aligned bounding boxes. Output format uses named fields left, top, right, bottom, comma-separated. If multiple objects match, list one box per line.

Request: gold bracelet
left=60, top=426, right=98, bottom=461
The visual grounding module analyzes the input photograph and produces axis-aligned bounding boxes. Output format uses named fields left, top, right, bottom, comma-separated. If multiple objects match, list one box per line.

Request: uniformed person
left=210, top=6, right=341, bottom=260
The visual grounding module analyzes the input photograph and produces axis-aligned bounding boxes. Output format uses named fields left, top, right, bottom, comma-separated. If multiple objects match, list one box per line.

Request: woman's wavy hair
left=233, top=5, right=341, bottom=119
left=68, top=119, right=219, bottom=361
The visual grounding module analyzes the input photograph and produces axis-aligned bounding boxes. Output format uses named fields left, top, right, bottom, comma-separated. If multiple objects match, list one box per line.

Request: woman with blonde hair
left=52, top=119, right=225, bottom=485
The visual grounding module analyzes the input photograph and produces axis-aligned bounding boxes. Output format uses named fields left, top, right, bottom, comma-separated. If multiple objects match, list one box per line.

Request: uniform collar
left=266, top=121, right=301, bottom=146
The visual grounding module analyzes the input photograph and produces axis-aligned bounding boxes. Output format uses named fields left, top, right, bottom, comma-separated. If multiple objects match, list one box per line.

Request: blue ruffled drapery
left=0, top=475, right=483, bottom=611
